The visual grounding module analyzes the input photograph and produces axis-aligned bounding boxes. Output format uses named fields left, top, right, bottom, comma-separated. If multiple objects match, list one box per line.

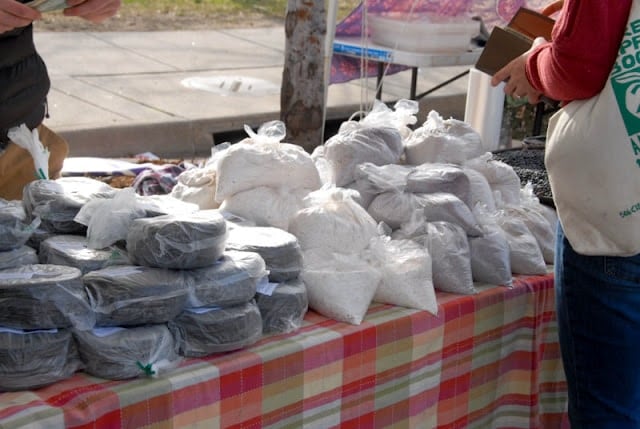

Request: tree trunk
left=281, top=0, right=326, bottom=153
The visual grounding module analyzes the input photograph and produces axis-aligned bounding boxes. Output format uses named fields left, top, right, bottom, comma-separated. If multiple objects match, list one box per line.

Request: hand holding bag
left=544, top=1, right=640, bottom=256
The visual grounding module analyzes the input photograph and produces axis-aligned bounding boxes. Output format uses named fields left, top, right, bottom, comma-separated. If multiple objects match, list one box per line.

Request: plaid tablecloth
left=0, top=273, right=568, bottom=429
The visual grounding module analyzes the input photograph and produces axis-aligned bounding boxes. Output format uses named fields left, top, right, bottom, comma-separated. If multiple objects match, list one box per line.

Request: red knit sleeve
left=525, top=0, right=632, bottom=102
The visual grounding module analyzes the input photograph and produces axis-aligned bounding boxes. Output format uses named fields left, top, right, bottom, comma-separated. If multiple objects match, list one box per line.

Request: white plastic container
left=464, top=67, right=505, bottom=152
left=368, top=12, right=480, bottom=53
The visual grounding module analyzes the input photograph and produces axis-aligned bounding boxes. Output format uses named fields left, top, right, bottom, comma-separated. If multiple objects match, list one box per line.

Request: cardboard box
left=475, top=8, right=555, bottom=76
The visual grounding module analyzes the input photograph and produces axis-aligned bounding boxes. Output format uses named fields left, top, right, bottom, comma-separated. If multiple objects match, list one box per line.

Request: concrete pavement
left=34, top=27, right=472, bottom=159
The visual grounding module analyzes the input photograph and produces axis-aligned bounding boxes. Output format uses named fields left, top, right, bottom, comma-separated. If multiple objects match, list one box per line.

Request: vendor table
left=332, top=37, right=482, bottom=100
left=0, top=272, right=568, bottom=429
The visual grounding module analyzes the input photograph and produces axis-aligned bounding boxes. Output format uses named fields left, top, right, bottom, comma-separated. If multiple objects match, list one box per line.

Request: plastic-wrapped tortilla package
left=300, top=248, right=381, bottom=325
left=0, top=264, right=93, bottom=330
left=215, top=138, right=322, bottom=202
left=289, top=188, right=379, bottom=254
left=225, top=225, right=303, bottom=282
left=126, top=210, right=227, bottom=269
left=73, top=324, right=180, bottom=380
left=26, top=226, right=57, bottom=251
left=183, top=250, right=267, bottom=308
left=39, top=235, right=129, bottom=274
left=22, top=177, right=117, bottom=233
left=368, top=236, right=438, bottom=314
left=323, top=126, right=403, bottom=186
left=74, top=188, right=147, bottom=250
left=405, top=163, right=472, bottom=208
left=168, top=300, right=263, bottom=357
left=0, top=328, right=82, bottom=391
left=137, top=194, right=200, bottom=218
left=0, top=246, right=38, bottom=270
left=76, top=191, right=200, bottom=251
left=83, top=265, right=189, bottom=327
left=427, top=221, right=477, bottom=295
left=255, top=278, right=308, bottom=335
left=220, top=186, right=311, bottom=231
left=222, top=211, right=257, bottom=228
left=0, top=199, right=39, bottom=251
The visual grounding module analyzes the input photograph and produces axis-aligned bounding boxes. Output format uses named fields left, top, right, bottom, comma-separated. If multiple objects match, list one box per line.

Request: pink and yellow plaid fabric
left=0, top=273, right=568, bottom=429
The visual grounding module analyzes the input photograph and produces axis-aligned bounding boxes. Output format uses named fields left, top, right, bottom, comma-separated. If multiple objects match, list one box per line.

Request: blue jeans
left=555, top=224, right=640, bottom=428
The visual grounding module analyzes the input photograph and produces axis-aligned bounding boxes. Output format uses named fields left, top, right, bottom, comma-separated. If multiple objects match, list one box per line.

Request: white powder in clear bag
left=496, top=214, right=547, bottom=275
left=220, top=186, right=310, bottom=231
left=215, top=141, right=321, bottom=202
left=289, top=188, right=379, bottom=253
left=369, top=236, right=438, bottom=314
left=301, top=248, right=381, bottom=325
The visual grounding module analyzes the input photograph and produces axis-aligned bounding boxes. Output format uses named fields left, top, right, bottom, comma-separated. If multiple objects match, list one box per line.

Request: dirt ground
left=34, top=9, right=284, bottom=32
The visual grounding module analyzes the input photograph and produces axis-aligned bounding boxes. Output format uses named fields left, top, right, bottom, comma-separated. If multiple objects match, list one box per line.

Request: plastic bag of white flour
left=170, top=166, right=219, bottom=210
left=289, top=187, right=379, bottom=253
left=462, top=167, right=496, bottom=213
left=404, top=111, right=484, bottom=165
left=323, top=126, right=403, bottom=186
left=220, top=186, right=311, bottom=231
left=427, top=221, right=476, bottom=295
left=368, top=236, right=437, bottom=314
left=215, top=121, right=321, bottom=201
left=464, top=153, right=521, bottom=206
left=405, top=163, right=472, bottom=208
left=343, top=99, right=419, bottom=140
left=468, top=204, right=513, bottom=286
left=495, top=210, right=547, bottom=275
left=300, top=248, right=381, bottom=325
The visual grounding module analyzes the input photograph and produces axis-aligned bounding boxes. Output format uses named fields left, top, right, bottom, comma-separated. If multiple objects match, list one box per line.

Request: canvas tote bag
left=544, top=1, right=640, bottom=256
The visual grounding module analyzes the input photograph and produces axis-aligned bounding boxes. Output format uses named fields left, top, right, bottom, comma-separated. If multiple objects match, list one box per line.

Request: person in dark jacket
left=0, top=0, right=121, bottom=199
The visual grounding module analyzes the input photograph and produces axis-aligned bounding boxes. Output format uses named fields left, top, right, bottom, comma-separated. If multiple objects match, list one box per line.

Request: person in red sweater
left=492, top=1, right=637, bottom=428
